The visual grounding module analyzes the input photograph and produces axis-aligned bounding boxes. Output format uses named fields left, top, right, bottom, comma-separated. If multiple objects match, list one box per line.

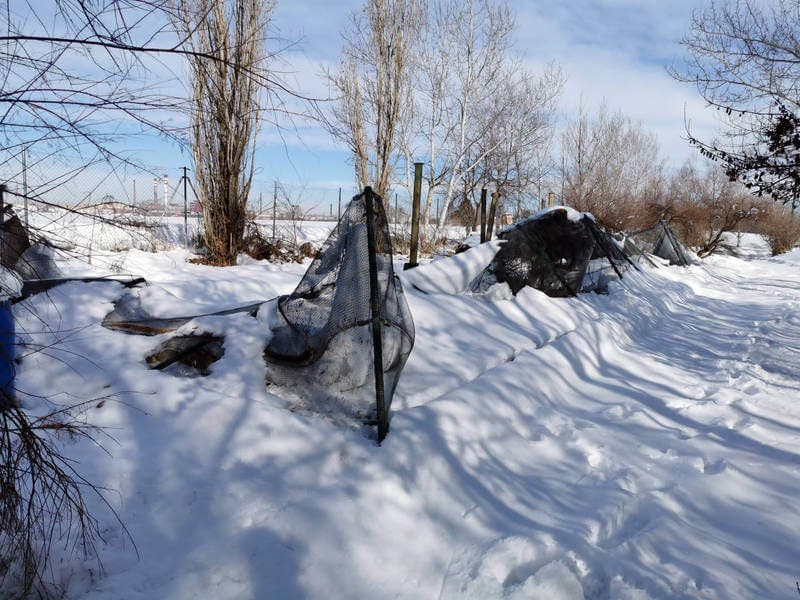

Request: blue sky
left=13, top=0, right=721, bottom=210
left=250, top=0, right=720, bottom=208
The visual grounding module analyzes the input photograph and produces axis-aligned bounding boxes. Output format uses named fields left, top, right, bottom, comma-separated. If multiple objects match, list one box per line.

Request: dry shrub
left=580, top=195, right=662, bottom=234
left=187, top=221, right=317, bottom=265
left=644, top=163, right=758, bottom=257
left=664, top=198, right=757, bottom=257
left=757, top=204, right=800, bottom=255
left=242, top=221, right=316, bottom=263
left=0, top=401, right=127, bottom=598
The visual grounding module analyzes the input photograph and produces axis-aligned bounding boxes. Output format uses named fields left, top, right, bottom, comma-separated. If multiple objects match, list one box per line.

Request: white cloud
left=515, top=1, right=723, bottom=167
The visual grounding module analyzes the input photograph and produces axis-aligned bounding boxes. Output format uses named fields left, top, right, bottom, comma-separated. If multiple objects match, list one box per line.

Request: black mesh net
left=628, top=220, right=692, bottom=266
left=469, top=208, right=630, bottom=297
left=581, top=218, right=634, bottom=293
left=264, top=189, right=414, bottom=438
left=1, top=204, right=62, bottom=282
left=1, top=206, right=30, bottom=271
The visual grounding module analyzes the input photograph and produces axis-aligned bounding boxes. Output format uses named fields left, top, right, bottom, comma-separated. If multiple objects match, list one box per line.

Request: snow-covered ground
left=25, top=209, right=466, bottom=266
left=7, top=234, right=800, bottom=599
left=25, top=211, right=340, bottom=259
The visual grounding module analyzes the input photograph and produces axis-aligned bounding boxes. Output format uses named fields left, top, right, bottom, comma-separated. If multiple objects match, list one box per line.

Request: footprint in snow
left=437, top=536, right=590, bottom=600
left=596, top=497, right=663, bottom=550
left=703, top=457, right=727, bottom=475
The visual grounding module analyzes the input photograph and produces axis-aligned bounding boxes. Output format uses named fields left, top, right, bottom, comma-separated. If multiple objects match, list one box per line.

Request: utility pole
left=182, top=166, right=189, bottom=248
left=21, top=148, right=28, bottom=227
left=272, top=180, right=278, bottom=240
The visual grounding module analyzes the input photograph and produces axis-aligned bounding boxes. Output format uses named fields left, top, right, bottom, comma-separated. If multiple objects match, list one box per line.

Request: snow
left=6, top=236, right=800, bottom=599
left=0, top=265, right=21, bottom=300
left=25, top=210, right=339, bottom=269
left=500, top=205, right=591, bottom=235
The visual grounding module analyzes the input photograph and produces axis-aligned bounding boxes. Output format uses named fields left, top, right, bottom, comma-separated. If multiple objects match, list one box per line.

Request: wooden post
left=479, top=188, right=487, bottom=243
left=487, top=191, right=500, bottom=241
left=405, top=162, right=423, bottom=270
left=364, top=187, right=388, bottom=442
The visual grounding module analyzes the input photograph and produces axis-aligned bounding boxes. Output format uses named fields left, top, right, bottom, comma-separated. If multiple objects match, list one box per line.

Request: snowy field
left=8, top=233, right=800, bottom=599
left=25, top=211, right=340, bottom=258
left=25, top=209, right=465, bottom=265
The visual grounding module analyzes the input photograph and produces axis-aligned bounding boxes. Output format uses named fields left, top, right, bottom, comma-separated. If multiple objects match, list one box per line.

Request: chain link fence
left=0, top=148, right=435, bottom=266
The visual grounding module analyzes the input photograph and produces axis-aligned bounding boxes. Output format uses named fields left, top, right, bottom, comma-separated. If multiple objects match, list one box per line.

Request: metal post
left=487, top=191, right=500, bottom=241
left=406, top=162, right=423, bottom=269
left=272, top=180, right=278, bottom=240
left=183, top=166, right=189, bottom=248
left=21, top=148, right=28, bottom=227
left=587, top=219, right=624, bottom=281
left=479, top=188, right=487, bottom=243
left=364, top=187, right=388, bottom=442
left=133, top=179, right=137, bottom=205
left=337, top=187, right=342, bottom=221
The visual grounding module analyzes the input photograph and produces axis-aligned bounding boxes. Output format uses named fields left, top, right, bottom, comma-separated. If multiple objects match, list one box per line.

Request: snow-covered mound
left=7, top=245, right=800, bottom=599
left=399, top=240, right=503, bottom=294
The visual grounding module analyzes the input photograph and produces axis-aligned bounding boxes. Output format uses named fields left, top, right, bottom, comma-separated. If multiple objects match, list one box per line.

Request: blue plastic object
left=0, top=300, right=14, bottom=403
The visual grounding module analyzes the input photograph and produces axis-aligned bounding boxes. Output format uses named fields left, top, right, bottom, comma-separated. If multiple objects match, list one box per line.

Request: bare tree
left=661, top=162, right=758, bottom=257
left=672, top=0, right=800, bottom=204
left=675, top=0, right=800, bottom=115
left=172, top=0, right=272, bottom=265
left=418, top=0, right=516, bottom=232
left=0, top=1, right=187, bottom=166
left=470, top=64, right=563, bottom=218
left=561, top=102, right=664, bottom=231
left=325, top=0, right=422, bottom=199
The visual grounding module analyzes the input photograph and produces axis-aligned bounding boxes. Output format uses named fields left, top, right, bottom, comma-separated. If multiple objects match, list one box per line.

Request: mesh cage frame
left=470, top=208, right=595, bottom=297
left=264, top=188, right=414, bottom=441
left=629, top=220, right=691, bottom=266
